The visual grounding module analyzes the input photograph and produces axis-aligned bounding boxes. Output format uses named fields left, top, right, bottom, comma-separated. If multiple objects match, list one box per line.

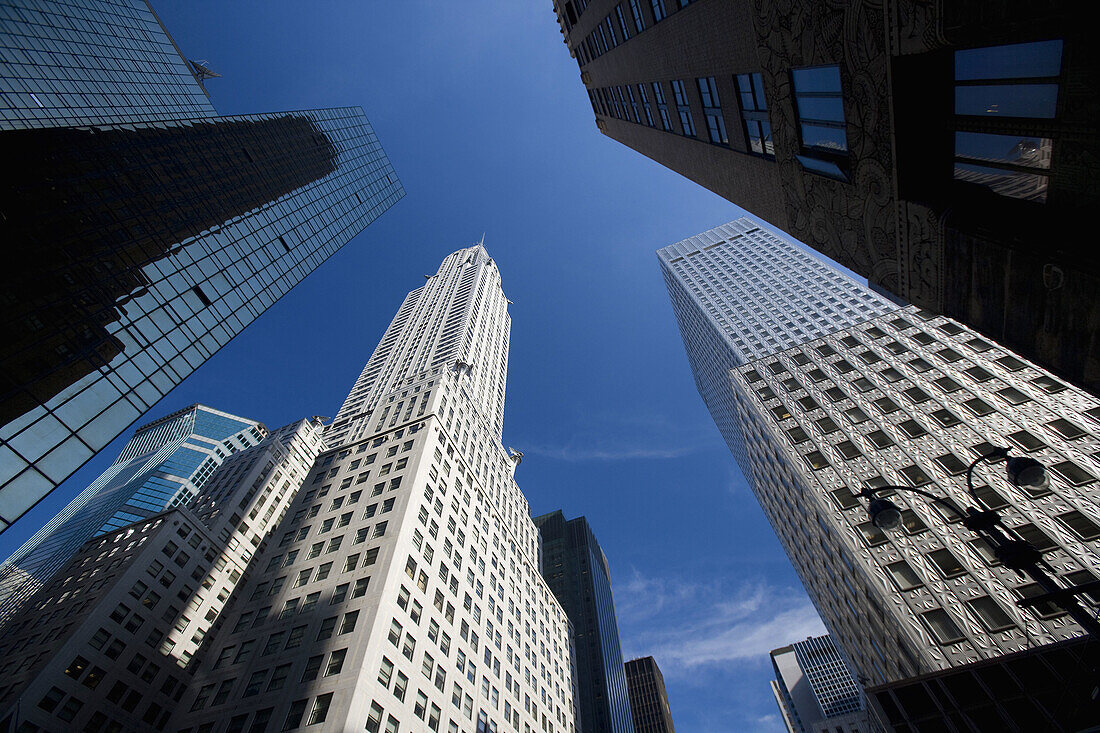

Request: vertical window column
left=615, top=5, right=631, bottom=41
left=735, top=72, right=774, bottom=158
left=629, top=0, right=646, bottom=32
left=638, top=84, right=655, bottom=127
left=652, top=82, right=672, bottom=131
left=697, top=77, right=728, bottom=145
left=671, top=80, right=696, bottom=137
left=791, top=65, right=848, bottom=180
left=626, top=85, right=641, bottom=124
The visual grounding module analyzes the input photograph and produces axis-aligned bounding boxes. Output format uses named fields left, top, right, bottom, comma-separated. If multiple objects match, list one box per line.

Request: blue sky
left=0, top=2, right=827, bottom=729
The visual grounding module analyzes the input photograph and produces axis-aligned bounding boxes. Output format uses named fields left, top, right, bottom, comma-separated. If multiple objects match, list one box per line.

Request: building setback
left=534, top=511, right=634, bottom=733
left=624, top=656, right=675, bottom=733
left=177, top=244, right=577, bottom=733
left=0, top=0, right=403, bottom=533
left=661, top=219, right=1100, bottom=729
left=658, top=218, right=898, bottom=465
left=769, top=635, right=870, bottom=733
left=0, top=418, right=326, bottom=731
left=0, top=405, right=265, bottom=629
left=552, top=0, right=1098, bottom=394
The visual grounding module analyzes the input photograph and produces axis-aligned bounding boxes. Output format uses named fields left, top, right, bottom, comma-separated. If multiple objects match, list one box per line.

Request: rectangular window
left=887, top=561, right=922, bottom=590
left=697, top=77, right=727, bottom=145
left=652, top=82, right=672, bottom=131
left=791, top=65, right=848, bottom=179
left=928, top=548, right=966, bottom=578
left=630, top=0, right=645, bottom=32
left=967, top=596, right=1014, bottom=632
left=670, top=80, right=696, bottom=137
left=637, top=83, right=655, bottom=127
left=920, top=609, right=965, bottom=644
left=1058, top=510, right=1100, bottom=540
left=735, top=72, right=773, bottom=157
left=952, top=40, right=1061, bottom=203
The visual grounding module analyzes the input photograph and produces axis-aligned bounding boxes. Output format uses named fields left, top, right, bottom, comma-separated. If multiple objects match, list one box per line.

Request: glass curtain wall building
left=534, top=511, right=634, bottom=733
left=624, top=657, right=676, bottom=733
left=0, top=0, right=217, bottom=129
left=0, top=0, right=404, bottom=534
left=0, top=404, right=264, bottom=628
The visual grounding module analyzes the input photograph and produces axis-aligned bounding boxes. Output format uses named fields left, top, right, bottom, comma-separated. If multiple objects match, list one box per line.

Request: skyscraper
left=624, top=657, right=676, bottom=733
left=769, top=635, right=870, bottom=733
left=0, top=0, right=217, bottom=130
left=0, top=417, right=326, bottom=731
left=0, top=0, right=404, bottom=533
left=551, top=1, right=1098, bottom=393
left=662, top=218, right=1100, bottom=716
left=0, top=405, right=265, bottom=629
left=177, top=243, right=577, bottom=733
left=534, top=510, right=634, bottom=733
left=658, top=218, right=897, bottom=464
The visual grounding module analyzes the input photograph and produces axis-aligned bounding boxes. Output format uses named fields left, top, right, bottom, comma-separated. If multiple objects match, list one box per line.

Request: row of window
left=592, top=67, right=844, bottom=173
left=747, top=316, right=1098, bottom=493
left=190, top=419, right=569, bottom=729
left=563, top=0, right=691, bottom=55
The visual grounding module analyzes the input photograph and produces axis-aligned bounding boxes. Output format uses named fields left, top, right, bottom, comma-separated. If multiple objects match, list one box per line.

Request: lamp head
left=1006, top=456, right=1048, bottom=491
left=867, top=497, right=902, bottom=530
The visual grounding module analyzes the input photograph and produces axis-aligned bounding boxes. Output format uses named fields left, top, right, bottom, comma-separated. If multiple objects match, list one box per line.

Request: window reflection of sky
left=955, top=84, right=1058, bottom=118
left=955, top=40, right=1063, bottom=81
left=792, top=66, right=843, bottom=92
left=801, top=124, right=847, bottom=152
left=955, top=132, right=1051, bottom=167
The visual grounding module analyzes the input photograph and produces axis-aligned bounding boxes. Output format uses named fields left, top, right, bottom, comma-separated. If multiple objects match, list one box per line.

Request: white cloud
left=616, top=570, right=826, bottom=675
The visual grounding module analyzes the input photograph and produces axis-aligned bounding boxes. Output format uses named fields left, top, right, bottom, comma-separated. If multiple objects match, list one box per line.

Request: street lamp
left=858, top=447, right=1100, bottom=637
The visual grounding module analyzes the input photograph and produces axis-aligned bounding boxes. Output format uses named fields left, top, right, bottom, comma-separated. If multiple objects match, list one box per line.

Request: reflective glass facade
left=0, top=0, right=404, bottom=533
left=624, top=657, right=676, bottom=733
left=0, top=404, right=263, bottom=628
left=535, top=510, right=635, bottom=733
left=0, top=0, right=216, bottom=129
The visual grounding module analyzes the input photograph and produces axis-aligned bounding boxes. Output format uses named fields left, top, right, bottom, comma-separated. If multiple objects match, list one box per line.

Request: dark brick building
left=551, top=0, right=1099, bottom=393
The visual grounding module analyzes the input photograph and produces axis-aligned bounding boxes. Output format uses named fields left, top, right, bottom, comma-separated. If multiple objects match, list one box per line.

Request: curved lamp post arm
left=858, top=484, right=970, bottom=522
left=965, top=446, right=1010, bottom=504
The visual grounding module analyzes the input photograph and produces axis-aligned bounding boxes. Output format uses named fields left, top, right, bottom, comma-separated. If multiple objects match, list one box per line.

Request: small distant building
left=624, top=656, right=675, bottom=733
left=770, top=635, right=871, bottom=733
left=535, top=510, right=635, bottom=733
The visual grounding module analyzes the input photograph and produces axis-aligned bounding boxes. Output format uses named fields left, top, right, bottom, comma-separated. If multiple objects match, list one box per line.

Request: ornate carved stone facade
left=552, top=0, right=1099, bottom=392
left=731, top=305, right=1100, bottom=686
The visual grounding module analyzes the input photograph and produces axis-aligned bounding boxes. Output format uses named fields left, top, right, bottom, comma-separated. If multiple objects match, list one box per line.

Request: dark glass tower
left=624, top=657, right=676, bottom=733
left=0, top=0, right=404, bottom=533
left=534, top=510, right=635, bottom=733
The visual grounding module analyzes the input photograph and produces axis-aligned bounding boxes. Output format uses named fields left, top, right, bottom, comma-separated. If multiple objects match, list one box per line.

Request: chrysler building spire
left=328, top=242, right=511, bottom=446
